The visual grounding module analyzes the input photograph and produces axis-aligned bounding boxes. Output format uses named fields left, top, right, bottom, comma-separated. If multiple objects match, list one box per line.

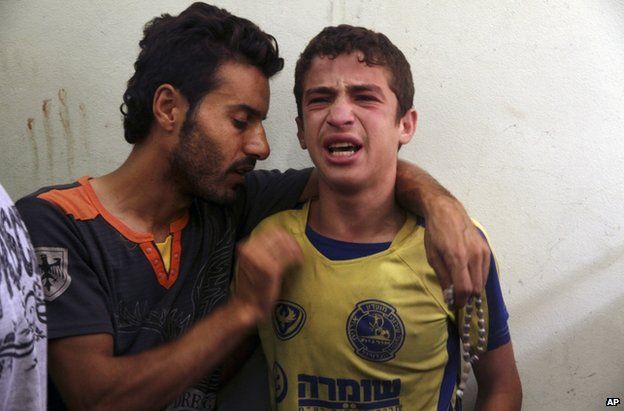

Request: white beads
left=453, top=293, right=486, bottom=399
left=443, top=285, right=455, bottom=307
left=442, top=287, right=488, bottom=399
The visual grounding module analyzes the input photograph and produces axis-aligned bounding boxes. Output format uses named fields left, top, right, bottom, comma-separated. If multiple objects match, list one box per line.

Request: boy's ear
left=296, top=117, right=307, bottom=149
left=398, top=108, right=417, bottom=145
left=153, top=84, right=188, bottom=133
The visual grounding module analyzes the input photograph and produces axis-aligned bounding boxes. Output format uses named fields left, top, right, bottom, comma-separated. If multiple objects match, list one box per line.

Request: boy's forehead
left=303, top=52, right=392, bottom=91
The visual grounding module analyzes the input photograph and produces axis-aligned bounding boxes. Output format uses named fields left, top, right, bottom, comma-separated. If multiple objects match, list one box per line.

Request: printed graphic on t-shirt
left=166, top=389, right=216, bottom=411
left=346, top=300, right=405, bottom=362
left=0, top=195, right=47, bottom=408
left=273, top=362, right=288, bottom=404
left=35, top=247, right=70, bottom=301
left=273, top=300, right=307, bottom=340
left=297, top=373, right=402, bottom=410
left=113, top=212, right=235, bottom=411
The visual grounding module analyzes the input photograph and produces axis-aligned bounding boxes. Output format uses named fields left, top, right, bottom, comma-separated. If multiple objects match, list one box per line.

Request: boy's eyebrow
left=304, top=84, right=384, bottom=97
left=347, top=84, right=383, bottom=94
left=304, top=86, right=335, bottom=97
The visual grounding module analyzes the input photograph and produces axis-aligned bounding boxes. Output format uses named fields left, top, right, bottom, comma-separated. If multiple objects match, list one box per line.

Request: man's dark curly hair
left=120, top=2, right=284, bottom=144
left=294, top=25, right=413, bottom=122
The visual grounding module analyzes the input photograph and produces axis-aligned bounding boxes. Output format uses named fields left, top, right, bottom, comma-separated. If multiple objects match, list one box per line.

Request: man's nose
left=244, top=125, right=270, bottom=160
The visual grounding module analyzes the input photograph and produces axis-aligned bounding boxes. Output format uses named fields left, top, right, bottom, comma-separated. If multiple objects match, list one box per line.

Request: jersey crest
left=273, top=300, right=306, bottom=340
left=346, top=300, right=405, bottom=362
left=35, top=247, right=71, bottom=301
left=273, top=361, right=288, bottom=404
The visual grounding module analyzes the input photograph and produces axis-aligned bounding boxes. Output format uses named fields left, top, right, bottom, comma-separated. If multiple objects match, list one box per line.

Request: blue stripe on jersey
left=439, top=321, right=460, bottom=411
left=305, top=226, right=392, bottom=260
left=484, top=250, right=510, bottom=349
left=473, top=228, right=511, bottom=350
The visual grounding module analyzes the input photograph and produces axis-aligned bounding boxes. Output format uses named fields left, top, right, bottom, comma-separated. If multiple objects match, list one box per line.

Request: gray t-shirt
left=0, top=184, right=47, bottom=410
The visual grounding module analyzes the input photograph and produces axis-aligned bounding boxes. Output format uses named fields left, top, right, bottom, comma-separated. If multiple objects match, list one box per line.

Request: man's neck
left=308, top=180, right=405, bottom=244
left=89, top=143, right=191, bottom=242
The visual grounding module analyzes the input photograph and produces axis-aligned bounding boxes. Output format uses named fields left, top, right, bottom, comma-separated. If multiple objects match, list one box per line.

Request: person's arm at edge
left=395, top=160, right=490, bottom=306
left=473, top=341, right=522, bottom=411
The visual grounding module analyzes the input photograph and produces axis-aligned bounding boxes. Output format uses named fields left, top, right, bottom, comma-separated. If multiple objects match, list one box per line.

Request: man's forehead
left=209, top=61, right=270, bottom=114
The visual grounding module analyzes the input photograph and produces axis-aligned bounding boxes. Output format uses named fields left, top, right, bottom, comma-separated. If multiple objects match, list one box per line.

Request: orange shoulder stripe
left=37, top=184, right=99, bottom=221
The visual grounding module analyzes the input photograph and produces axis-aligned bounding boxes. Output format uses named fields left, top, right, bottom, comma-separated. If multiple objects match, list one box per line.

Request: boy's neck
left=308, top=181, right=405, bottom=243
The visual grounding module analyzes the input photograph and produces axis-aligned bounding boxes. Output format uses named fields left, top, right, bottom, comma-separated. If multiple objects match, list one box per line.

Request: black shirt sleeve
left=235, top=168, right=312, bottom=239
left=16, top=195, right=113, bottom=339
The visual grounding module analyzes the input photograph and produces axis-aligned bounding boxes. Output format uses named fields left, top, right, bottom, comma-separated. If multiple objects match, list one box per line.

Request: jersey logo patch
left=298, top=373, right=402, bottom=409
left=273, top=361, right=288, bottom=404
left=346, top=299, right=405, bottom=362
left=273, top=300, right=306, bottom=340
left=35, top=247, right=71, bottom=301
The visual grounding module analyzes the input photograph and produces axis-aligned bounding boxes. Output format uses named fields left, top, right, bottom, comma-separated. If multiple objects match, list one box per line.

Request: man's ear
left=398, top=108, right=417, bottom=145
left=153, top=84, right=188, bottom=133
left=296, top=116, right=307, bottom=149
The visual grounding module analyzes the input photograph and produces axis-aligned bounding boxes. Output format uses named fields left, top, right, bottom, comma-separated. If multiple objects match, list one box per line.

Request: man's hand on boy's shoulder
left=423, top=195, right=490, bottom=308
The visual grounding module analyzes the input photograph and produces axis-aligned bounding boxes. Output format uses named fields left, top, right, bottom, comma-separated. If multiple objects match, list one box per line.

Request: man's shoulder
left=246, top=168, right=311, bottom=185
left=16, top=181, right=80, bottom=216
left=190, top=196, right=237, bottom=224
left=16, top=179, right=96, bottom=223
left=243, top=168, right=312, bottom=204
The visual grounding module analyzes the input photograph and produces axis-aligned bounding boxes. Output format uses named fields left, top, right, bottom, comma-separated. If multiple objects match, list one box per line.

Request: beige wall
left=1, top=1, right=623, bottom=409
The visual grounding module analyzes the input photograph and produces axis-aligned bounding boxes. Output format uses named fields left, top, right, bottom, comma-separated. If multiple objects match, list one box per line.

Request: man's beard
left=169, top=153, right=237, bottom=205
left=168, top=118, right=256, bottom=205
